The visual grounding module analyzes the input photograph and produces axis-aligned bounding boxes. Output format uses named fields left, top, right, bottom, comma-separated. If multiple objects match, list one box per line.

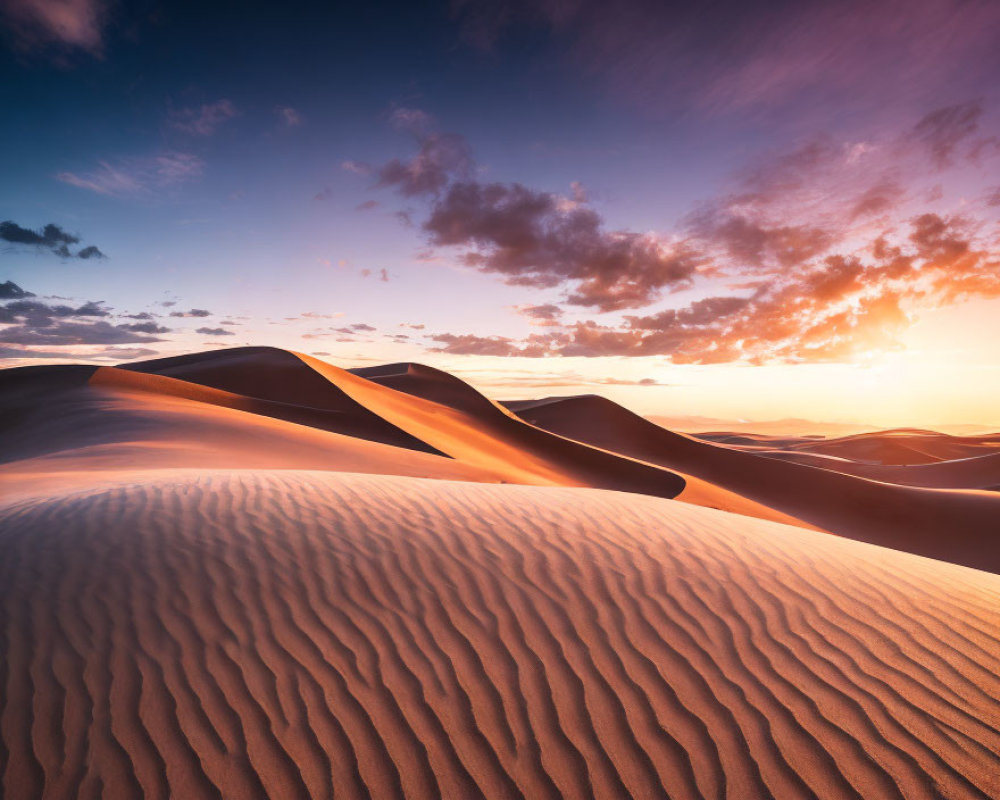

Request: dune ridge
left=505, top=393, right=1000, bottom=572
left=3, top=470, right=1000, bottom=799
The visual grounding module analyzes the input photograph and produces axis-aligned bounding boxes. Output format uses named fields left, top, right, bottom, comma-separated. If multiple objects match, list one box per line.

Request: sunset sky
left=2, top=0, right=1000, bottom=427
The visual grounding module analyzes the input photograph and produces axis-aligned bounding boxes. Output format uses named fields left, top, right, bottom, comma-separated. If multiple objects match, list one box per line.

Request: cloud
left=276, top=106, right=303, bottom=127
left=196, top=326, right=233, bottom=336
left=56, top=152, right=203, bottom=195
left=376, top=112, right=473, bottom=196
left=118, top=321, right=170, bottom=334
left=0, top=281, right=34, bottom=299
left=911, top=101, right=984, bottom=169
left=454, top=0, right=1000, bottom=122
left=389, top=107, right=435, bottom=133
left=430, top=333, right=520, bottom=356
left=0, top=220, right=105, bottom=259
left=423, top=180, right=699, bottom=310
left=369, top=121, right=699, bottom=310
left=313, top=187, right=333, bottom=202
left=1, top=0, right=107, bottom=54
left=170, top=99, right=239, bottom=136
left=373, top=99, right=1000, bottom=364
left=1, top=320, right=162, bottom=345
left=341, top=160, right=372, bottom=175
left=169, top=308, right=211, bottom=317
left=0, top=297, right=109, bottom=325
left=516, top=303, right=563, bottom=326
left=356, top=199, right=379, bottom=211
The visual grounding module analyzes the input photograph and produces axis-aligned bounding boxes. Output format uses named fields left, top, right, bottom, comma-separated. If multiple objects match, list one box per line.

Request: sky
left=2, top=0, right=1000, bottom=428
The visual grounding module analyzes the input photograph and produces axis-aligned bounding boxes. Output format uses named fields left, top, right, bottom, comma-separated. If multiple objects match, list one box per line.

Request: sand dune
left=3, top=471, right=1000, bottom=799
left=3, top=347, right=1000, bottom=798
left=0, top=363, right=504, bottom=502
left=505, top=394, right=1000, bottom=573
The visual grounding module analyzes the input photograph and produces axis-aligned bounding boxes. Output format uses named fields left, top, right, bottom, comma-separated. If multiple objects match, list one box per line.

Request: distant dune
left=2, top=347, right=1000, bottom=798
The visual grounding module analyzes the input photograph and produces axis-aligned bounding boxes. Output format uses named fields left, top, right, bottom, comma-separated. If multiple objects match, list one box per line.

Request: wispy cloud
left=276, top=106, right=303, bottom=127
left=56, top=152, right=204, bottom=195
left=455, top=0, right=1000, bottom=122
left=170, top=99, right=238, bottom=136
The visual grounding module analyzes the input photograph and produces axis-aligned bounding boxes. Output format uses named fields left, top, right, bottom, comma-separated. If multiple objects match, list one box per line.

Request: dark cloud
left=0, top=221, right=105, bottom=259
left=516, top=303, right=563, bottom=326
left=422, top=180, right=699, bottom=310
left=118, top=321, right=171, bottom=334
left=76, top=245, right=106, bottom=259
left=122, top=311, right=156, bottom=320
left=1, top=320, right=162, bottom=346
left=196, top=327, right=234, bottom=336
left=169, top=308, right=212, bottom=318
left=356, top=199, right=380, bottom=211
left=0, top=291, right=170, bottom=350
left=0, top=298, right=109, bottom=325
left=377, top=132, right=473, bottom=196
left=0, top=280, right=34, bottom=299
left=0, top=345, right=161, bottom=361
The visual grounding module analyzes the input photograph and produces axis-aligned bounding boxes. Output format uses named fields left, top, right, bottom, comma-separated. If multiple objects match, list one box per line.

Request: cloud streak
left=56, top=153, right=203, bottom=195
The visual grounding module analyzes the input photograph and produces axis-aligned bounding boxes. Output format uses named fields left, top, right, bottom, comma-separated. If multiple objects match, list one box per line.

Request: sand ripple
left=3, top=471, right=999, bottom=799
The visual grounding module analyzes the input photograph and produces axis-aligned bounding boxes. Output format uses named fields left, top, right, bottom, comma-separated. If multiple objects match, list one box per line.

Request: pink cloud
left=1, top=0, right=106, bottom=53
left=170, top=99, right=239, bottom=136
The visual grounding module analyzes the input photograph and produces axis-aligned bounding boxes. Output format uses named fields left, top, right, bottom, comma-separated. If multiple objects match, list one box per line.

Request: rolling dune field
left=2, top=347, right=1000, bottom=799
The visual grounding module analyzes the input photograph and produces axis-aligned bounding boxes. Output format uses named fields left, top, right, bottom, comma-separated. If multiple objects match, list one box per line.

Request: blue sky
left=3, top=0, right=1000, bottom=426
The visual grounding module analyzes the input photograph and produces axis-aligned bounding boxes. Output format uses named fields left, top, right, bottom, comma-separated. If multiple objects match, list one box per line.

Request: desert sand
left=2, top=346, right=1000, bottom=798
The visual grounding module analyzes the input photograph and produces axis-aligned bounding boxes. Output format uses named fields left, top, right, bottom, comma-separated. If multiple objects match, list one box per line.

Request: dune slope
left=2, top=471, right=1000, bottom=799
left=506, top=394, right=1000, bottom=573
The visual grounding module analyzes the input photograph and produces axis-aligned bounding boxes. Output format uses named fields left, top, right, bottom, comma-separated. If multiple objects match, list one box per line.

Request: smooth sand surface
left=3, top=470, right=1000, bottom=799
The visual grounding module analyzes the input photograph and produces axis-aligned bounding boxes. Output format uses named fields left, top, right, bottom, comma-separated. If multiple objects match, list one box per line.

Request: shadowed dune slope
left=297, top=353, right=687, bottom=500
left=120, top=348, right=439, bottom=453
left=0, top=354, right=812, bottom=527
left=0, top=367, right=506, bottom=501
left=505, top=394, right=1000, bottom=573
left=2, top=471, right=1000, bottom=799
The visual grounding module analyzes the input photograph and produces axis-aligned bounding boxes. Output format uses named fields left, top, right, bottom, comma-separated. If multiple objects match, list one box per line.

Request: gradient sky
left=2, top=0, right=1000, bottom=427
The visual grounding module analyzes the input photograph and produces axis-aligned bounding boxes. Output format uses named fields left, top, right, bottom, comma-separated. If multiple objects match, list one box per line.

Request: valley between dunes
left=2, top=346, right=1000, bottom=798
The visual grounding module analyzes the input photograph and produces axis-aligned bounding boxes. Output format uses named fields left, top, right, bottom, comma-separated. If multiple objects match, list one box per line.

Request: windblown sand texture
left=2, top=347, right=1000, bottom=799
